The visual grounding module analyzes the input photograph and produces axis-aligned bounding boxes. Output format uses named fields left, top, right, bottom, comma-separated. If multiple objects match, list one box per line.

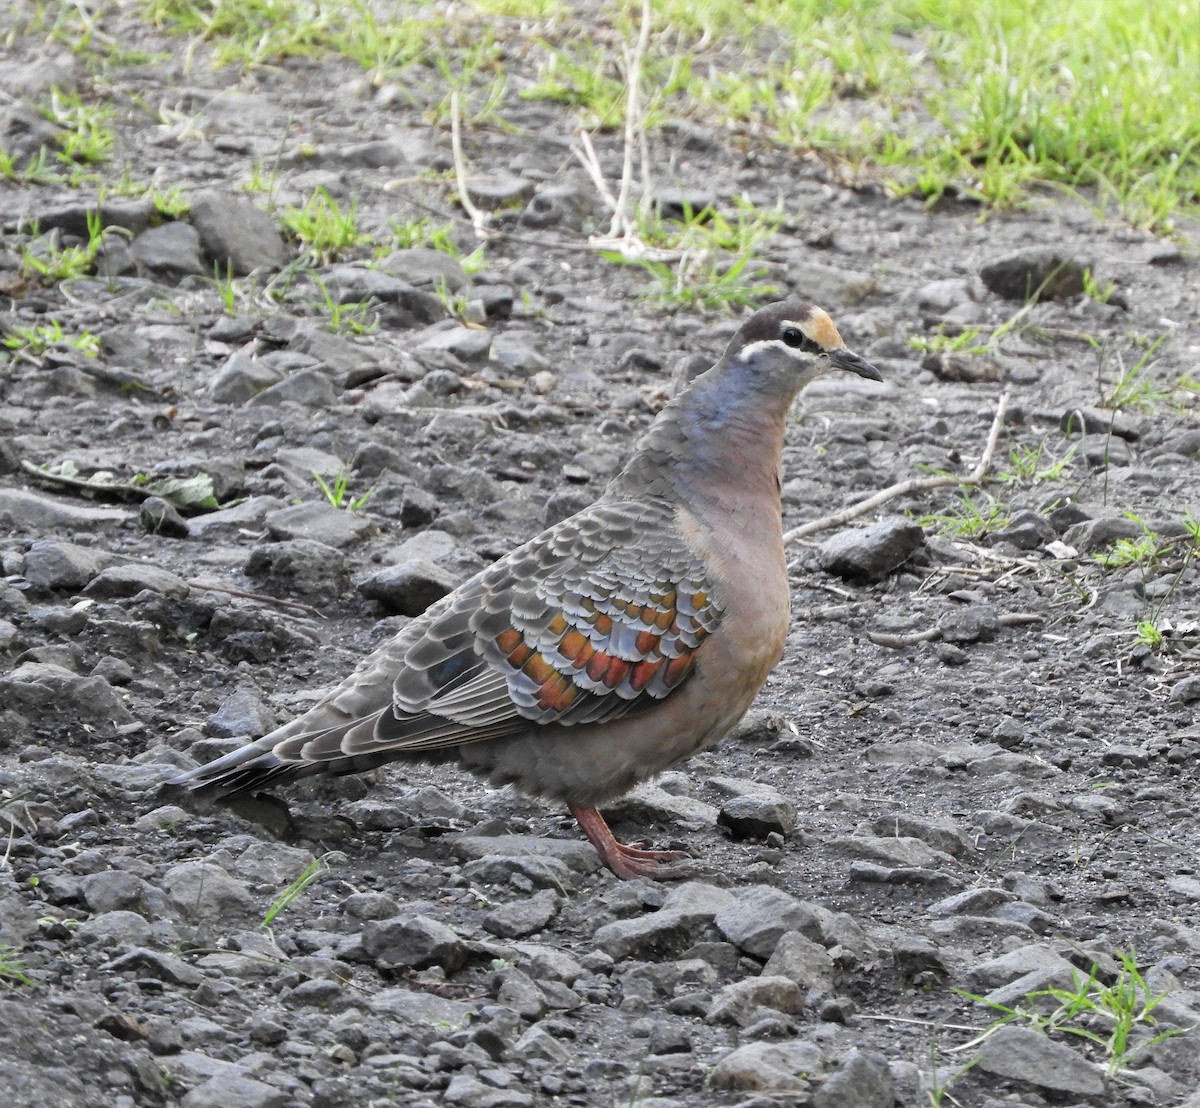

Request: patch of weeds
left=996, top=442, right=1076, bottom=485
left=18, top=209, right=106, bottom=286
left=925, top=1043, right=979, bottom=1107
left=383, top=219, right=486, bottom=274
left=308, top=275, right=378, bottom=335
left=960, top=950, right=1191, bottom=1079
left=279, top=188, right=369, bottom=262
left=1092, top=514, right=1169, bottom=572
left=1133, top=620, right=1164, bottom=651
left=1100, top=332, right=1172, bottom=411
left=3, top=320, right=100, bottom=359
left=631, top=254, right=779, bottom=312
left=42, top=87, right=115, bottom=168
left=262, top=853, right=338, bottom=928
left=313, top=470, right=372, bottom=512
left=522, top=40, right=628, bottom=128
left=919, top=489, right=1008, bottom=539
left=0, top=145, right=61, bottom=185
left=907, top=326, right=992, bottom=357
left=0, top=945, right=34, bottom=988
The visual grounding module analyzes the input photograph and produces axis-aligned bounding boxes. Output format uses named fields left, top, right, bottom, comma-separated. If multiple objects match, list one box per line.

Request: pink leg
left=569, top=804, right=695, bottom=880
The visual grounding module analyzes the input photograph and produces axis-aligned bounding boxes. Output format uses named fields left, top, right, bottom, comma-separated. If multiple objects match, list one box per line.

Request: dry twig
left=784, top=391, right=1010, bottom=545
left=449, top=90, right=491, bottom=240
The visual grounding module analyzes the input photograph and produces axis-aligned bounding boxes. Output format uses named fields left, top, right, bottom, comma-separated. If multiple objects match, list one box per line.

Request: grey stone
left=378, top=247, right=470, bottom=292
left=139, top=495, right=190, bottom=537
left=602, top=782, right=718, bottom=829
left=180, top=1072, right=289, bottom=1108
left=491, top=330, right=551, bottom=375
left=966, top=945, right=1078, bottom=992
left=74, top=909, right=156, bottom=948
left=23, top=540, right=116, bottom=590
left=467, top=173, right=536, bottom=210
left=510, top=1023, right=571, bottom=1063
left=243, top=537, right=348, bottom=596
left=593, top=881, right=733, bottom=960
left=483, top=889, right=560, bottom=939
left=988, top=509, right=1054, bottom=550
left=1065, top=518, right=1147, bottom=559
left=520, top=185, right=595, bottom=231
left=975, top=1025, right=1105, bottom=1095
left=451, top=833, right=602, bottom=873
left=207, top=687, right=274, bottom=738
left=980, top=249, right=1090, bottom=302
left=762, top=930, right=836, bottom=990
left=717, top=793, right=797, bottom=839
left=818, top=518, right=924, bottom=580
left=161, top=862, right=255, bottom=923
left=321, top=267, right=446, bottom=327
left=714, top=886, right=827, bottom=957
left=707, top=975, right=805, bottom=1025
left=709, top=1039, right=823, bottom=1092
left=245, top=368, right=338, bottom=409
left=264, top=502, right=373, bottom=548
left=131, top=221, right=206, bottom=279
left=83, top=563, right=190, bottom=599
left=415, top=324, right=493, bottom=362
left=814, top=1048, right=894, bottom=1108
left=233, top=841, right=315, bottom=886
left=829, top=835, right=954, bottom=869
left=870, top=814, right=969, bottom=857
left=79, top=871, right=162, bottom=915
left=358, top=558, right=461, bottom=616
left=1060, top=405, right=1145, bottom=440
left=0, top=662, right=133, bottom=726
left=443, top=1074, right=532, bottom=1107
left=937, top=605, right=1000, bottom=643
left=189, top=189, right=291, bottom=275
left=103, top=947, right=205, bottom=987
left=0, top=489, right=128, bottom=530
left=360, top=915, right=466, bottom=972
left=209, top=346, right=283, bottom=403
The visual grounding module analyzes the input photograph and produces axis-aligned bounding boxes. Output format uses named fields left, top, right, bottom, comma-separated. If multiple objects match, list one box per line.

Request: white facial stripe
left=739, top=337, right=815, bottom=360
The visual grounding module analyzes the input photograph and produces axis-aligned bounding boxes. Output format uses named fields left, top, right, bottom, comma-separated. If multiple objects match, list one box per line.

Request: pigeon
left=171, top=301, right=881, bottom=879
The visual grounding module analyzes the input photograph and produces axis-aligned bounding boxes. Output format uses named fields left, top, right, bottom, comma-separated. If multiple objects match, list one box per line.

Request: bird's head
left=727, top=300, right=882, bottom=391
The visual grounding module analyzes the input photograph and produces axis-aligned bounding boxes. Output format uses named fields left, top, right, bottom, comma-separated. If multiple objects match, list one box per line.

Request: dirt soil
left=2, top=10, right=1199, bottom=1108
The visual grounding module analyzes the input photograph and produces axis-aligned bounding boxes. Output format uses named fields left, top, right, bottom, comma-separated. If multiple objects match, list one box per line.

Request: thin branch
left=608, top=0, right=652, bottom=240
left=186, top=580, right=326, bottom=619
left=784, top=391, right=1010, bottom=545
left=449, top=90, right=490, bottom=240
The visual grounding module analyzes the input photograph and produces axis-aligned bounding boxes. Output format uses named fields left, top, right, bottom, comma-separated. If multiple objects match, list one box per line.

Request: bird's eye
left=781, top=326, right=816, bottom=352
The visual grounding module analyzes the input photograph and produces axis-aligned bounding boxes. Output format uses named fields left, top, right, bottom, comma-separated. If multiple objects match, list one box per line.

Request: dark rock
left=358, top=558, right=460, bottom=616
left=131, top=221, right=206, bottom=280
left=139, top=496, right=190, bottom=537
left=189, top=189, right=291, bottom=275
left=818, top=518, right=924, bottom=580
left=360, top=915, right=466, bottom=972
left=980, top=249, right=1090, bottom=302
left=814, top=1048, right=895, bottom=1108
left=23, top=540, right=116, bottom=590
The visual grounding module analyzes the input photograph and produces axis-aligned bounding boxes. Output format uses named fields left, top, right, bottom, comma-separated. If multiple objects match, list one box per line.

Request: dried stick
left=608, top=0, right=652, bottom=240
left=449, top=90, right=490, bottom=239
left=783, top=391, right=1010, bottom=545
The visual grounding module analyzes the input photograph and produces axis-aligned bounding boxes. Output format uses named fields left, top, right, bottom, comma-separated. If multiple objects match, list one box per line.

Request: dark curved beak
left=828, top=347, right=882, bottom=382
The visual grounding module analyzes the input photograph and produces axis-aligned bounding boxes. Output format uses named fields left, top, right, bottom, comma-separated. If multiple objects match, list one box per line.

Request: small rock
left=762, top=931, right=836, bottom=991
left=707, top=975, right=804, bottom=1026
left=709, top=1040, right=822, bottom=1092
left=483, top=890, right=559, bottom=939
left=818, top=518, right=924, bottom=580
left=814, top=1048, right=895, bottom=1108
left=358, top=558, right=461, bottom=616
left=714, top=886, right=826, bottom=957
left=23, top=539, right=116, bottom=590
left=718, top=793, right=797, bottom=839
left=360, top=915, right=466, bottom=972
left=189, top=189, right=291, bottom=275
left=131, top=221, right=206, bottom=279
left=980, top=249, right=1089, bottom=302
left=975, top=1025, right=1105, bottom=1095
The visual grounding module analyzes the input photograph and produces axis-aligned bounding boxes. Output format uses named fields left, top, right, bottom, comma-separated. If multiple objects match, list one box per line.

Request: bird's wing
left=280, top=498, right=725, bottom=761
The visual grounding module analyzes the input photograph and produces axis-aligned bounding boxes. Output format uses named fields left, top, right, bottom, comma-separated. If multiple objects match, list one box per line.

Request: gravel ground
left=2, top=8, right=1200, bottom=1108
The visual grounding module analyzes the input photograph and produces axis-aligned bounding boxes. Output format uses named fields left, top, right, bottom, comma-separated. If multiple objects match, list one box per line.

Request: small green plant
left=279, top=187, right=369, bottom=262
left=960, top=950, right=1191, bottom=1078
left=919, top=490, right=1008, bottom=538
left=1092, top=514, right=1169, bottom=572
left=1101, top=332, right=1171, bottom=411
left=42, top=87, right=115, bottom=167
left=313, top=469, right=372, bottom=512
left=1082, top=267, right=1118, bottom=305
left=1134, top=620, right=1163, bottom=650
left=261, top=853, right=335, bottom=928
left=625, top=253, right=779, bottom=312
left=996, top=442, right=1076, bottom=485
left=307, top=275, right=378, bottom=335
left=18, top=209, right=105, bottom=285
left=2, top=319, right=100, bottom=358
left=0, top=945, right=34, bottom=988
left=907, top=326, right=992, bottom=357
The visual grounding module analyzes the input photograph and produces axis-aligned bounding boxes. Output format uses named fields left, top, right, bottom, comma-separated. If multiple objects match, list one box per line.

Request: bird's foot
left=569, top=803, right=695, bottom=880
